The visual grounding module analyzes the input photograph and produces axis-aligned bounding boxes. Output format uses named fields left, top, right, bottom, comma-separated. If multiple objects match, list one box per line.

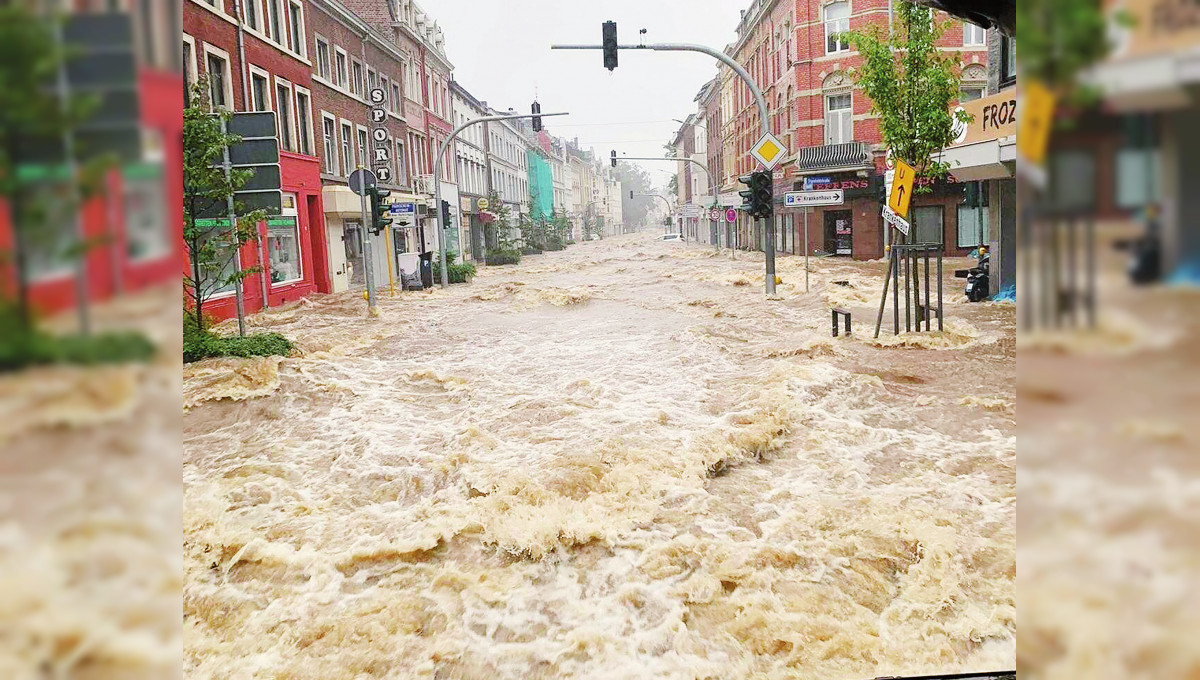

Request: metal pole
left=924, top=249, right=930, bottom=331
left=893, top=241, right=900, bottom=334
left=433, top=111, right=569, bottom=287
left=874, top=249, right=893, bottom=338
left=553, top=41, right=775, bottom=295
left=936, top=249, right=943, bottom=331
left=221, top=117, right=247, bottom=337
left=358, top=167, right=376, bottom=311
left=804, top=209, right=810, bottom=292
left=54, top=20, right=90, bottom=336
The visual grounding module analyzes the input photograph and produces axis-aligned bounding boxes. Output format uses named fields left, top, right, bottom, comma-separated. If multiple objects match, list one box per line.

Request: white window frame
left=314, top=34, right=331, bottom=82
left=390, top=81, right=402, bottom=115
left=963, top=22, right=987, bottom=47
left=274, top=75, right=297, bottom=152
left=266, top=0, right=284, bottom=45
left=201, top=43, right=235, bottom=110
left=243, top=0, right=263, bottom=31
left=248, top=64, right=272, bottom=112
left=286, top=0, right=306, bottom=57
left=356, top=124, right=369, bottom=171
left=824, top=91, right=852, bottom=145
left=294, top=85, right=314, bottom=156
left=350, top=57, right=365, bottom=98
left=182, top=33, right=198, bottom=88
left=340, top=119, right=355, bottom=172
left=334, top=47, right=349, bottom=90
left=321, top=111, right=338, bottom=175
left=824, top=1, right=850, bottom=55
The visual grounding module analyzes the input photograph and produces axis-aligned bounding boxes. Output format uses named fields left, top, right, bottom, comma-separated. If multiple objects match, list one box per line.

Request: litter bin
left=419, top=252, right=434, bottom=289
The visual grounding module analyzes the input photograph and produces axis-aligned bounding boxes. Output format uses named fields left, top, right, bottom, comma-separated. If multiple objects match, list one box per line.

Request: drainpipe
left=232, top=0, right=270, bottom=309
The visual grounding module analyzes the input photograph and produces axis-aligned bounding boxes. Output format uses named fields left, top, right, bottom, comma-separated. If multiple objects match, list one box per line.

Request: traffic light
left=611, top=150, right=617, bottom=168
left=441, top=199, right=452, bottom=227
left=629, top=190, right=634, bottom=200
left=369, top=187, right=392, bottom=235
left=531, top=100, right=542, bottom=132
left=878, top=180, right=888, bottom=206
left=602, top=21, right=618, bottom=71
left=739, top=170, right=772, bottom=219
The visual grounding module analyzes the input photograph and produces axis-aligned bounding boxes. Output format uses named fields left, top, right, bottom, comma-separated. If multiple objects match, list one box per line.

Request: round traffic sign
left=348, top=168, right=377, bottom=197
left=725, top=208, right=738, bottom=223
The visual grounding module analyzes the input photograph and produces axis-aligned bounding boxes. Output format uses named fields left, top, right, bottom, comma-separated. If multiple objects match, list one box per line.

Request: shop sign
left=1107, top=0, right=1200, bottom=60
left=950, top=88, right=1017, bottom=147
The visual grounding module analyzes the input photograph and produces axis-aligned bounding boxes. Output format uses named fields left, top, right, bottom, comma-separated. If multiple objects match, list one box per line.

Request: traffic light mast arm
left=552, top=42, right=768, bottom=136
left=430, top=110, right=569, bottom=288
left=632, top=193, right=675, bottom=215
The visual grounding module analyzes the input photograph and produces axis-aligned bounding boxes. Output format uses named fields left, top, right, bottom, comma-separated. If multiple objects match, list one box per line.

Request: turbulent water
left=184, top=234, right=1015, bottom=679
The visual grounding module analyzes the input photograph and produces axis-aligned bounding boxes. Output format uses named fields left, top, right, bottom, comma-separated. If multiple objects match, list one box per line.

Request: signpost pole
left=804, top=208, right=810, bottom=293
left=358, top=167, right=377, bottom=312
left=220, top=116, right=248, bottom=337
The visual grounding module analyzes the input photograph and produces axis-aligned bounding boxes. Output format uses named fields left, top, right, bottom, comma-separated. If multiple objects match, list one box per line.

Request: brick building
left=697, top=0, right=990, bottom=259
left=1, top=1, right=182, bottom=318
left=307, top=0, right=419, bottom=294
left=184, top=0, right=325, bottom=319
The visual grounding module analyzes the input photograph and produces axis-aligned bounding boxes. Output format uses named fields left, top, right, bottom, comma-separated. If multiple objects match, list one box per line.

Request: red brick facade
left=184, top=0, right=327, bottom=319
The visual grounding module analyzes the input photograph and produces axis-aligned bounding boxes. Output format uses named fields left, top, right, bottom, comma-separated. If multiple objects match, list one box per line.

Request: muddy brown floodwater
left=184, top=233, right=1015, bottom=680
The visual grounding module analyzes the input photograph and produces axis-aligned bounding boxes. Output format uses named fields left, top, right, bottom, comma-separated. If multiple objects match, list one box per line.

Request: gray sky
left=433, top=0, right=748, bottom=194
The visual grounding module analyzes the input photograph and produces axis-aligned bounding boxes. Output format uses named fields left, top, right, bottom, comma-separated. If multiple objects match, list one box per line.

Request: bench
left=832, top=307, right=851, bottom=337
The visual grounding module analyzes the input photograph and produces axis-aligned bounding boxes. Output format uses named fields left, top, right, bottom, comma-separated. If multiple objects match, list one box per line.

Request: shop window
left=268, top=217, right=302, bottom=284
left=25, top=182, right=76, bottom=282
left=1049, top=150, right=1096, bottom=213
left=957, top=202, right=989, bottom=248
left=911, top=205, right=944, bottom=245
left=1117, top=148, right=1160, bottom=209
left=125, top=167, right=170, bottom=261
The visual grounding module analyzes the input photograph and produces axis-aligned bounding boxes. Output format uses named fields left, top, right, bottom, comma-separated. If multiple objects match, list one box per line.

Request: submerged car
left=660, top=233, right=682, bottom=242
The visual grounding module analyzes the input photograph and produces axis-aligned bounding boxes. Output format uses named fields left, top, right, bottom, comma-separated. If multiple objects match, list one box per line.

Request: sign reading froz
left=950, top=88, right=1017, bottom=147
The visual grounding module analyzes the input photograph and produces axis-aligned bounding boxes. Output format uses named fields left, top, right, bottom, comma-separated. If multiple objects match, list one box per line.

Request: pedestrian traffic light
left=531, top=100, right=542, bottom=132
left=441, top=199, right=452, bottom=227
left=369, top=187, right=392, bottom=235
left=602, top=21, right=618, bottom=71
left=611, top=150, right=617, bottom=168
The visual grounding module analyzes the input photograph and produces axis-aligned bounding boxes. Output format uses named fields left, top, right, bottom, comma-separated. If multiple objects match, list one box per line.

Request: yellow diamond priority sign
left=750, top=132, right=788, bottom=170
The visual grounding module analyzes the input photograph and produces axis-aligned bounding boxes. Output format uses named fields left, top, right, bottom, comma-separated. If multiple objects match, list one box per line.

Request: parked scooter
left=1113, top=205, right=1161, bottom=285
left=955, top=246, right=990, bottom=302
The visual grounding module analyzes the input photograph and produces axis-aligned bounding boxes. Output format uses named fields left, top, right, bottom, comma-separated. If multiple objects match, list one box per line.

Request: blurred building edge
left=1069, top=0, right=1200, bottom=279
left=937, top=28, right=1018, bottom=296
left=0, top=1, right=184, bottom=318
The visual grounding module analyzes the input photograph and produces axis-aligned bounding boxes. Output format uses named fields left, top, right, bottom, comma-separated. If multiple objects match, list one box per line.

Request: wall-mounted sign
left=949, top=88, right=1017, bottom=147
left=784, top=190, right=844, bottom=207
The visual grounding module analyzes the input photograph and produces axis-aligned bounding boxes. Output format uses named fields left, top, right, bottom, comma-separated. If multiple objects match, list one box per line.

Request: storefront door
left=824, top=210, right=853, bottom=256
left=343, top=220, right=365, bottom=286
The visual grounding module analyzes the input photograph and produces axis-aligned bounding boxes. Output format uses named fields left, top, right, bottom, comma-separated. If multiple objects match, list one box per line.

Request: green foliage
left=485, top=249, right=521, bottom=266
left=433, top=251, right=476, bottom=283
left=183, top=311, right=292, bottom=363
left=0, top=302, right=155, bottom=372
left=182, top=77, right=268, bottom=333
left=840, top=1, right=972, bottom=185
left=1018, top=0, right=1130, bottom=107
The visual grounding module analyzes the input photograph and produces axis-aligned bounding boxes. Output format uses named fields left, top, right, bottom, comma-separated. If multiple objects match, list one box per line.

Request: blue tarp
left=1167, top=259, right=1200, bottom=287
left=991, top=284, right=1015, bottom=302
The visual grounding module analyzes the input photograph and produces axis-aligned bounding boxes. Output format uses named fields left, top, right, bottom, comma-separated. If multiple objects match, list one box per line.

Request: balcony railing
left=796, top=141, right=871, bottom=172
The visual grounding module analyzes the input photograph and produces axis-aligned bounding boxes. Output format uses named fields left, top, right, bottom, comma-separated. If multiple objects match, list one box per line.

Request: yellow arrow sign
left=1018, top=80, right=1057, bottom=166
left=888, top=158, right=915, bottom=218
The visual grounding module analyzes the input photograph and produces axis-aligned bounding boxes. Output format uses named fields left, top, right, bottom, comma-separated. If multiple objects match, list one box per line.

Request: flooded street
left=184, top=233, right=1015, bottom=679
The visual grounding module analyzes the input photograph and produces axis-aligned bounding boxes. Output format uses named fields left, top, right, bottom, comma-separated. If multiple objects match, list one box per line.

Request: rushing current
left=183, top=233, right=1015, bottom=679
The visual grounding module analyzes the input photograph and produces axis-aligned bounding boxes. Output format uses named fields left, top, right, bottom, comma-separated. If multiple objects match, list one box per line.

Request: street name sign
left=750, top=131, right=788, bottom=171
left=888, top=158, right=916, bottom=218
left=882, top=205, right=911, bottom=236
left=784, top=190, right=844, bottom=208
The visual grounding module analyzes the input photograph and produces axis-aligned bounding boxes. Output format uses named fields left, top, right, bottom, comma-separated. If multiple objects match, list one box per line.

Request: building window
left=960, top=86, right=984, bottom=102
left=964, top=22, right=986, bottom=46
left=204, top=48, right=232, bottom=109
left=124, top=171, right=169, bottom=262
left=295, top=88, right=312, bottom=155
left=322, top=114, right=337, bottom=174
left=367, top=67, right=378, bottom=93
left=380, top=75, right=390, bottom=106
left=276, top=81, right=294, bottom=151
left=824, top=1, right=850, bottom=54
left=315, top=36, right=330, bottom=80
left=287, top=1, right=304, bottom=55
left=351, top=59, right=364, bottom=97
left=1049, top=149, right=1096, bottom=213
left=357, top=127, right=368, bottom=170
left=911, top=205, right=944, bottom=245
left=335, top=48, right=348, bottom=89
left=250, top=68, right=270, bottom=111
left=957, top=200, right=989, bottom=248
left=824, top=92, right=852, bottom=144
left=391, top=82, right=402, bottom=113
left=267, top=0, right=283, bottom=44
left=244, top=0, right=261, bottom=31
left=341, top=121, right=354, bottom=171
left=183, top=36, right=196, bottom=105
left=1001, top=36, right=1016, bottom=88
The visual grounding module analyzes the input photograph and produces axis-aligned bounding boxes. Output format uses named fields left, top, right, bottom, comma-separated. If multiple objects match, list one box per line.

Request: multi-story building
left=450, top=80, right=490, bottom=261
left=307, top=0, right=415, bottom=294
left=184, top=0, right=325, bottom=318
left=486, top=110, right=530, bottom=222
left=5, top=1, right=182, bottom=318
left=692, top=0, right=990, bottom=259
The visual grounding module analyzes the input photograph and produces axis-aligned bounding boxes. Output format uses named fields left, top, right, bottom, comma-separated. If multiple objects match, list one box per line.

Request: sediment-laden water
left=184, top=234, right=1015, bottom=679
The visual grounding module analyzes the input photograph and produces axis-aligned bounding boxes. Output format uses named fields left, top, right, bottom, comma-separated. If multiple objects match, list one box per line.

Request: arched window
left=824, top=1, right=850, bottom=54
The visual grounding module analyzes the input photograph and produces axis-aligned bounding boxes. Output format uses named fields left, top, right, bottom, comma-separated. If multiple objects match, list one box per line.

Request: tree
left=615, top=162, right=655, bottom=230
left=1018, top=0, right=1128, bottom=105
left=182, top=78, right=266, bottom=334
left=0, top=6, right=109, bottom=332
left=841, top=1, right=973, bottom=182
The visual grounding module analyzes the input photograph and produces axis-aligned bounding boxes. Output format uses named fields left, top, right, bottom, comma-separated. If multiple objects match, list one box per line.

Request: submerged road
left=184, top=233, right=1015, bottom=679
